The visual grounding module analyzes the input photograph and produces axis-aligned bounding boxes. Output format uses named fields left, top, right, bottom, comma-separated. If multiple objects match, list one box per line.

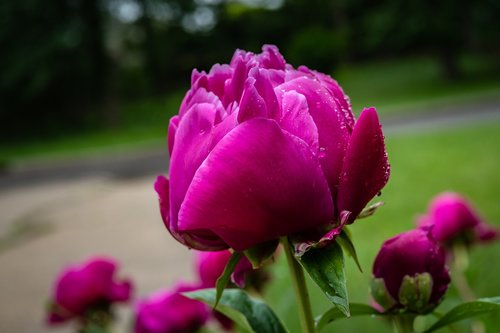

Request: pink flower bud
left=47, top=256, right=133, bottom=325
left=371, top=229, right=450, bottom=314
left=155, top=45, right=389, bottom=252
left=418, top=192, right=498, bottom=247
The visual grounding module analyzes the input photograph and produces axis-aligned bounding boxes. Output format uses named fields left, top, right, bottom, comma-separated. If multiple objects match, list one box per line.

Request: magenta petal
left=237, top=77, right=268, bottom=123
left=178, top=118, right=333, bottom=251
left=337, top=107, right=390, bottom=222
left=251, top=68, right=280, bottom=119
left=277, top=76, right=351, bottom=199
left=279, top=91, right=319, bottom=152
left=167, top=116, right=179, bottom=156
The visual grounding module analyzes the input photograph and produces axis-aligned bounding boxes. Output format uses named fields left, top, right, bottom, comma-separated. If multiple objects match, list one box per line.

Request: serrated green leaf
left=297, top=241, right=350, bottom=316
left=336, top=229, right=362, bottom=272
left=316, top=303, right=383, bottom=331
left=424, top=297, right=500, bottom=332
left=244, top=239, right=279, bottom=268
left=215, top=251, right=242, bottom=308
left=184, top=288, right=288, bottom=333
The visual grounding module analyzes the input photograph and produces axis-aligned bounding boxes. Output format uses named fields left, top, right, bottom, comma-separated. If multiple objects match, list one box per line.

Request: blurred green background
left=1, top=0, right=499, bottom=332
left=1, top=0, right=499, bottom=162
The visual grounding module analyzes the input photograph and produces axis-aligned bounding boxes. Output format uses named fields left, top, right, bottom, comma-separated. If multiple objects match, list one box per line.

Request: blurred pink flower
left=47, top=256, right=133, bottom=325
left=418, top=192, right=498, bottom=247
left=134, top=283, right=208, bottom=333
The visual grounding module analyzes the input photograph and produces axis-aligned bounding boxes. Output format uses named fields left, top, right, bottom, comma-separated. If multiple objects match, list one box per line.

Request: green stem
left=392, top=314, right=415, bottom=333
left=280, top=237, right=316, bottom=333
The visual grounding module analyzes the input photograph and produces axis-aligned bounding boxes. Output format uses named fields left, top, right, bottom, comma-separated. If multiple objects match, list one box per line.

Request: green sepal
left=336, top=228, right=362, bottom=272
left=215, top=251, right=242, bottom=309
left=296, top=241, right=350, bottom=316
left=370, top=277, right=397, bottom=311
left=184, top=288, right=289, bottom=333
left=398, top=272, right=434, bottom=314
left=244, top=239, right=279, bottom=268
left=357, top=201, right=384, bottom=219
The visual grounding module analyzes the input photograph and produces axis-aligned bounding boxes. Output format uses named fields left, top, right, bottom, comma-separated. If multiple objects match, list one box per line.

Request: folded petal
left=277, top=76, right=351, bottom=200
left=337, top=107, right=390, bottom=222
left=178, top=118, right=333, bottom=251
left=167, top=116, right=179, bottom=156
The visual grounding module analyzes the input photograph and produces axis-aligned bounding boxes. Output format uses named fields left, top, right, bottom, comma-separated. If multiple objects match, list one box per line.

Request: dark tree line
left=1, top=0, right=498, bottom=142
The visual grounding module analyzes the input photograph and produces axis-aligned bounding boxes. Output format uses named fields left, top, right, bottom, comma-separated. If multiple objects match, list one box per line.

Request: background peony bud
left=155, top=45, right=389, bottom=252
left=371, top=229, right=450, bottom=314
left=418, top=192, right=498, bottom=247
left=134, top=283, right=208, bottom=333
left=47, top=256, right=133, bottom=325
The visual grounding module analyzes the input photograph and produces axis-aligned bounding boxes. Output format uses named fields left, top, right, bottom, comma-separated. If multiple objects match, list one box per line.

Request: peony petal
left=277, top=76, right=351, bottom=200
left=251, top=68, right=280, bottom=120
left=167, top=116, right=179, bottom=156
left=258, top=44, right=286, bottom=70
left=337, top=107, right=390, bottom=222
left=178, top=118, right=333, bottom=251
left=237, top=77, right=268, bottom=123
left=279, top=91, right=319, bottom=152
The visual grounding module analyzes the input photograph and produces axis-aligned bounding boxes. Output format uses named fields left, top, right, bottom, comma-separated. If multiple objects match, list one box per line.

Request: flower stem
left=280, top=237, right=316, bottom=333
left=392, top=314, right=415, bottom=333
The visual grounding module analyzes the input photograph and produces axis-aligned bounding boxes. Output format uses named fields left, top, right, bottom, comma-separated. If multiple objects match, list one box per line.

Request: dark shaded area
left=1, top=0, right=499, bottom=144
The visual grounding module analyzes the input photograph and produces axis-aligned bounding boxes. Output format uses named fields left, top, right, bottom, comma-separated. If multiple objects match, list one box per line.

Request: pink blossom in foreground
left=155, top=45, right=389, bottom=252
left=47, top=256, right=133, bottom=325
left=418, top=192, right=498, bottom=247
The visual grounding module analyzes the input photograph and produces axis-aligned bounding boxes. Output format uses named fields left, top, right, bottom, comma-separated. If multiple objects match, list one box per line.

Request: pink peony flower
left=133, top=284, right=209, bottom=333
left=47, top=256, right=133, bottom=325
left=418, top=192, right=498, bottom=247
left=155, top=45, right=389, bottom=252
left=371, top=229, right=450, bottom=314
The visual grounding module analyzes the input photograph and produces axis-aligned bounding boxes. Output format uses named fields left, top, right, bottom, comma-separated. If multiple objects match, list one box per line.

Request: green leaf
left=424, top=297, right=500, bottom=332
left=336, top=229, right=362, bottom=272
left=184, top=288, right=288, bottom=333
left=316, top=303, right=383, bottom=332
left=296, top=241, right=350, bottom=316
left=244, top=239, right=279, bottom=268
left=215, top=251, right=242, bottom=308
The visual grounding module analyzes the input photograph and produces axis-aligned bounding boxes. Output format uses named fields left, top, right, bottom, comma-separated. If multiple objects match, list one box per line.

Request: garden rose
left=155, top=45, right=389, bottom=252
left=371, top=229, right=450, bottom=314
left=134, top=284, right=209, bottom=333
left=47, top=256, right=133, bottom=324
left=418, top=192, right=498, bottom=247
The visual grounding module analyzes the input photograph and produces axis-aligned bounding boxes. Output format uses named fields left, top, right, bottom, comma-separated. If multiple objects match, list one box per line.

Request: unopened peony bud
left=418, top=192, right=498, bottom=247
left=371, top=229, right=450, bottom=314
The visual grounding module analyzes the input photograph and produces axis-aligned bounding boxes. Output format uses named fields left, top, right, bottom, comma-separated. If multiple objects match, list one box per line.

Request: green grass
left=335, top=54, right=500, bottom=116
left=264, top=121, right=500, bottom=333
left=1, top=54, right=499, bottom=164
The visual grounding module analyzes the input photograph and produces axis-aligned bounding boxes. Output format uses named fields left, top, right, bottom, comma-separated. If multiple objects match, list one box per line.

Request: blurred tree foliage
left=0, top=0, right=499, bottom=142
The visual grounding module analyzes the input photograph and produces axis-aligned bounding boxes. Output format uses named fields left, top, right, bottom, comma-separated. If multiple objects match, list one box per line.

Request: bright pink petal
left=167, top=116, right=179, bottom=156
left=337, top=107, right=390, bottom=222
left=277, top=76, right=351, bottom=200
left=279, top=91, right=319, bottom=152
left=178, top=118, right=333, bottom=251
left=237, top=77, right=268, bottom=122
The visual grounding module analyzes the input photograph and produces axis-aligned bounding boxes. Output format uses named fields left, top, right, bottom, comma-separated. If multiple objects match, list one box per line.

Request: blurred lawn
left=1, top=55, right=499, bottom=164
left=264, top=121, right=500, bottom=333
